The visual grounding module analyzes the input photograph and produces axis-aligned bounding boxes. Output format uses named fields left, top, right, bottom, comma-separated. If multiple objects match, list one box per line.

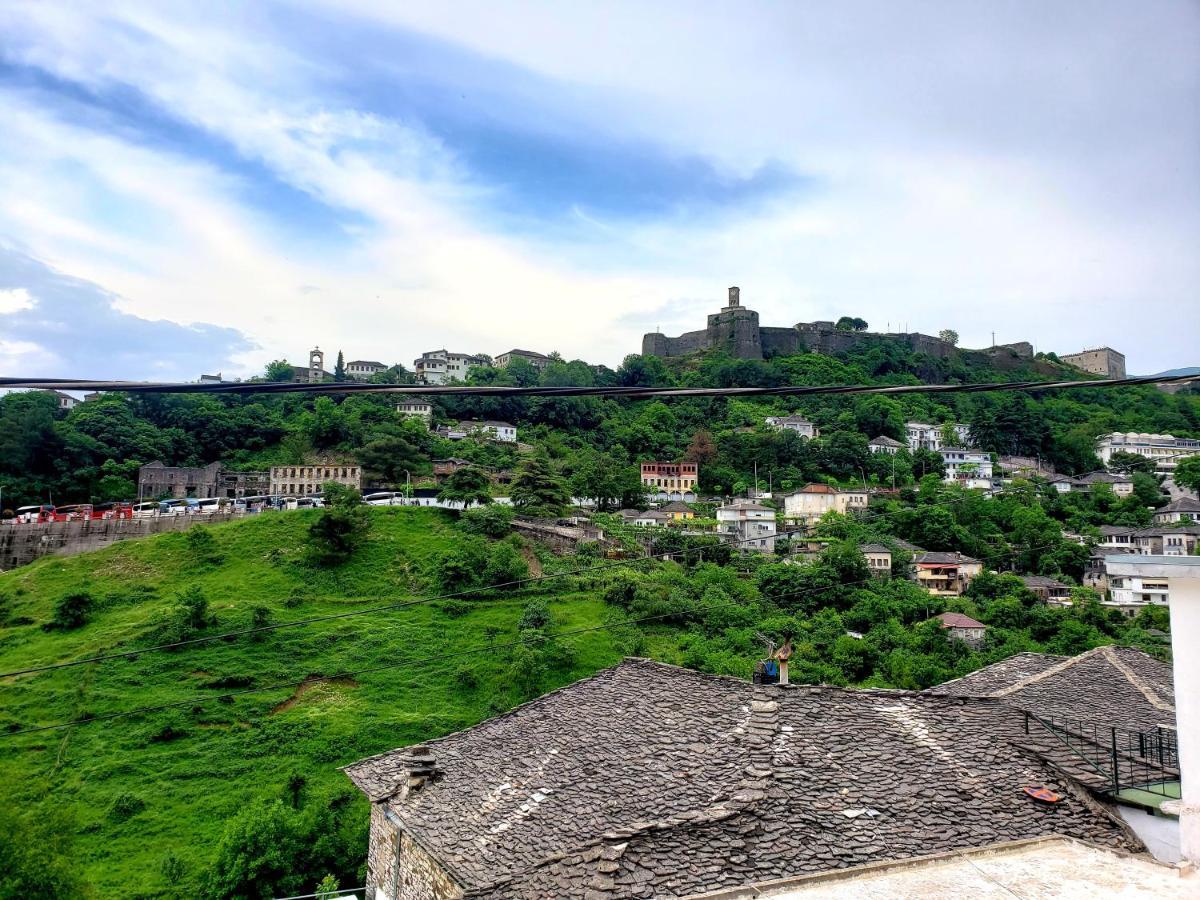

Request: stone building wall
left=366, top=805, right=464, bottom=900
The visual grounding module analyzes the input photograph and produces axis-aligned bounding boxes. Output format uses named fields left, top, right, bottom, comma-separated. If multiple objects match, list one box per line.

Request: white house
left=396, top=401, right=433, bottom=424
left=867, top=435, right=904, bottom=454
left=1154, top=498, right=1200, bottom=525
left=1105, top=566, right=1170, bottom=617
left=939, top=448, right=993, bottom=483
left=414, top=350, right=488, bottom=384
left=495, top=349, right=551, bottom=370
left=346, top=359, right=389, bottom=380
left=782, top=483, right=869, bottom=524
left=457, top=421, right=518, bottom=443
left=716, top=500, right=776, bottom=553
left=905, top=421, right=971, bottom=452
left=37, top=389, right=78, bottom=411
left=764, top=416, right=819, bottom=439
left=1096, top=432, right=1200, bottom=474
left=633, top=510, right=670, bottom=528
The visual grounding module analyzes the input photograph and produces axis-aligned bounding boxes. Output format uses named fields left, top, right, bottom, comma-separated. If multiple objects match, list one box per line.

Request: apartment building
left=269, top=463, right=362, bottom=497
left=912, top=551, right=983, bottom=596
left=640, top=462, right=698, bottom=493
left=1096, top=432, right=1200, bottom=473
left=716, top=500, right=777, bottom=553
left=905, top=421, right=971, bottom=452
left=782, top=483, right=870, bottom=524
left=413, top=350, right=488, bottom=384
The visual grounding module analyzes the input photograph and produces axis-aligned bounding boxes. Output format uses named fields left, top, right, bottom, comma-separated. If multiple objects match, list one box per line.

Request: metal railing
left=1023, top=710, right=1179, bottom=798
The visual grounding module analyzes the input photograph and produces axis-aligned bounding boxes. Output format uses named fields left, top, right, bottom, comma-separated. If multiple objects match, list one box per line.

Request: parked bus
left=133, top=501, right=161, bottom=518
left=13, top=504, right=54, bottom=524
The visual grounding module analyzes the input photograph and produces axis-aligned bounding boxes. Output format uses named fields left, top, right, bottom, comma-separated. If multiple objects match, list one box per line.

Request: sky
left=0, top=1, right=1197, bottom=382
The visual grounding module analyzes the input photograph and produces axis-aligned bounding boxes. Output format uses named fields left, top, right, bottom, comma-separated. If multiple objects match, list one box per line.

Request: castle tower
left=309, top=347, right=324, bottom=383
left=727, top=286, right=740, bottom=308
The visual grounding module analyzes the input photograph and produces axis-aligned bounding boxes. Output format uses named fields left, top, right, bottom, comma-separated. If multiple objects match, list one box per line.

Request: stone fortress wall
left=642, top=287, right=1033, bottom=363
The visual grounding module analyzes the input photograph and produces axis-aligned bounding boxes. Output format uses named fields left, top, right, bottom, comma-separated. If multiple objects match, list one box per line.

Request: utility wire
left=0, top=494, right=984, bottom=679
left=2, top=372, right=1197, bottom=399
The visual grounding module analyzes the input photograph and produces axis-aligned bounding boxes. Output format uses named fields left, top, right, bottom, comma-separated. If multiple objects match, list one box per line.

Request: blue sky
left=0, top=1, right=1196, bottom=380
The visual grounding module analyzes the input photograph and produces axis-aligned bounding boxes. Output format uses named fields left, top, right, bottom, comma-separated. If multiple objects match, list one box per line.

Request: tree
left=684, top=430, right=718, bottom=466
left=49, top=591, right=94, bottom=630
left=333, top=351, right=346, bottom=383
left=306, top=484, right=371, bottom=565
left=438, top=466, right=493, bottom=507
left=1107, top=451, right=1157, bottom=475
left=835, top=316, right=868, bottom=332
left=1170, top=455, right=1200, bottom=494
left=0, top=809, right=91, bottom=898
left=936, top=329, right=957, bottom=346
left=483, top=541, right=530, bottom=588
left=511, top=450, right=571, bottom=517
left=357, top=434, right=424, bottom=486
left=205, top=799, right=304, bottom=899
left=264, top=359, right=294, bottom=382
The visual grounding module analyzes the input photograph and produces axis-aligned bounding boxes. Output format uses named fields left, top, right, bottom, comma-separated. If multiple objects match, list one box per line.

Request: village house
left=1096, top=524, right=1139, bottom=551
left=867, top=435, right=904, bottom=454
left=1153, top=497, right=1200, bottom=525
left=36, top=389, right=79, bottom=411
left=457, top=421, right=518, bottom=443
left=1046, top=472, right=1135, bottom=495
left=414, top=350, right=488, bottom=384
left=1084, top=547, right=1132, bottom=592
left=658, top=500, right=694, bottom=521
left=938, top=447, right=993, bottom=484
left=905, top=421, right=971, bottom=452
left=763, top=415, right=819, bottom=439
left=911, top=551, right=983, bottom=596
left=1096, top=432, right=1200, bottom=474
left=1103, top=556, right=1170, bottom=616
left=344, top=657, right=1145, bottom=900
left=138, top=461, right=223, bottom=499
left=859, top=542, right=893, bottom=577
left=639, top=461, right=698, bottom=496
left=782, top=483, right=869, bottom=524
left=932, top=611, right=987, bottom=648
left=269, top=462, right=361, bottom=497
left=494, top=349, right=551, bottom=370
left=346, top=359, right=389, bottom=380
left=632, top=510, right=670, bottom=528
left=395, top=400, right=433, bottom=424
left=716, top=499, right=776, bottom=553
left=1019, top=574, right=1075, bottom=606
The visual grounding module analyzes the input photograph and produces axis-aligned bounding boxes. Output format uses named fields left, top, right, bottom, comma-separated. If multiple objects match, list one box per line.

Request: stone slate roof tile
left=346, top=659, right=1142, bottom=899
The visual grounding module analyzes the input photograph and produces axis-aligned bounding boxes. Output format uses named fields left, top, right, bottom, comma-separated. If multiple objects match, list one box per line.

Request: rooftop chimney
left=382, top=744, right=442, bottom=801
left=728, top=286, right=740, bottom=307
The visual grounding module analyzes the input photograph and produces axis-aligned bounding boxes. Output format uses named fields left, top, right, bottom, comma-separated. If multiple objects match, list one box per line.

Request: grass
left=0, top=508, right=638, bottom=897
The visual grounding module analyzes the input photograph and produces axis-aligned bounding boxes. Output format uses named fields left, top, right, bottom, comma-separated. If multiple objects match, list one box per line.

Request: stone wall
left=366, top=805, right=464, bottom=900
left=0, top=512, right=244, bottom=572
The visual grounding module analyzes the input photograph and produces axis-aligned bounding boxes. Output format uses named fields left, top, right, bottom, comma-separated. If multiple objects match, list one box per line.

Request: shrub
left=459, top=504, right=514, bottom=537
left=306, top=485, right=371, bottom=565
left=483, top=542, right=530, bottom=589
left=48, top=591, right=94, bottom=630
left=204, top=799, right=305, bottom=899
left=185, top=525, right=224, bottom=565
left=439, top=599, right=472, bottom=618
left=517, top=598, right=551, bottom=632
left=108, top=792, right=146, bottom=822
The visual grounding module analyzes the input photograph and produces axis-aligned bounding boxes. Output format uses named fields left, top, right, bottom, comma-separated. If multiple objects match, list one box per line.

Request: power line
left=2, top=372, right=1196, bottom=399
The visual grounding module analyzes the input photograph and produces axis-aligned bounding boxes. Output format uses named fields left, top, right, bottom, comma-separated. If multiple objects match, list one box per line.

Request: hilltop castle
left=641, top=287, right=1032, bottom=362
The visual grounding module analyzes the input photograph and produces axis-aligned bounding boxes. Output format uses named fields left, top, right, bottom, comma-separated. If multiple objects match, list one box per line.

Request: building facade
left=495, top=349, right=551, bottom=369
left=939, top=448, right=993, bottom=483
left=934, top=612, right=987, bottom=648
left=764, top=415, right=820, bottom=439
left=138, top=461, right=223, bottom=499
left=457, top=421, right=517, bottom=443
left=640, top=462, right=698, bottom=493
left=346, top=360, right=388, bottom=380
left=716, top=500, right=777, bottom=553
left=413, top=350, right=487, bottom=384
left=396, top=401, right=433, bottom=423
left=906, top=422, right=971, bottom=452
left=290, top=347, right=331, bottom=383
left=912, top=551, right=983, bottom=596
left=1153, top=498, right=1200, bottom=525
left=269, top=463, right=362, bottom=497
left=782, top=483, right=870, bottom=524
left=1061, top=347, right=1126, bottom=379
left=868, top=435, right=904, bottom=454
left=1096, top=432, right=1200, bottom=473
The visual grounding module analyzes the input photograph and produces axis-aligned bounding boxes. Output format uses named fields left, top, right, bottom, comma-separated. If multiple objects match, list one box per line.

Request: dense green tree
left=357, top=434, right=425, bottom=486
left=264, top=359, right=294, bottom=382
left=306, top=484, right=371, bottom=565
left=333, top=351, right=346, bottom=382
left=1174, top=455, right=1200, bottom=495
left=511, top=450, right=571, bottom=517
left=438, top=466, right=494, bottom=507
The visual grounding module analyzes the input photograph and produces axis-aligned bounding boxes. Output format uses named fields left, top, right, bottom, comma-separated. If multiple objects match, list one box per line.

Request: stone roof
left=913, top=551, right=980, bottom=565
left=867, top=435, right=904, bottom=447
left=935, top=612, right=986, bottom=629
left=1159, top=497, right=1200, bottom=513
left=345, top=659, right=1140, bottom=899
left=1018, top=574, right=1072, bottom=590
left=927, top=646, right=1174, bottom=734
left=660, top=501, right=694, bottom=512
left=1097, top=524, right=1136, bottom=536
left=858, top=543, right=892, bottom=554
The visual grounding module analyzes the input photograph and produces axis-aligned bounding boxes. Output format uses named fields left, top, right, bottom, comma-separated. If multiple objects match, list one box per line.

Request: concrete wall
left=0, top=512, right=244, bottom=571
left=366, top=806, right=464, bottom=900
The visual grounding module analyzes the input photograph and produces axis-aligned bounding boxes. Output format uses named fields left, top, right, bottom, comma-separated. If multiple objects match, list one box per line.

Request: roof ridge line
left=989, top=647, right=1107, bottom=698
left=1099, top=646, right=1174, bottom=713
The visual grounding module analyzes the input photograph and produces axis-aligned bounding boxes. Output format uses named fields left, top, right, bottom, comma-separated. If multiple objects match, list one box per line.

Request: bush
left=0, top=809, right=91, bottom=898
left=306, top=485, right=371, bottom=565
left=439, top=599, right=472, bottom=618
left=185, top=525, right=224, bottom=565
left=459, top=504, right=514, bottom=537
left=159, top=585, right=212, bottom=643
left=107, top=792, right=146, bottom=822
left=483, top=542, right=530, bottom=589
left=517, top=598, right=552, bottom=632
left=204, top=799, right=305, bottom=899
left=48, top=591, right=94, bottom=630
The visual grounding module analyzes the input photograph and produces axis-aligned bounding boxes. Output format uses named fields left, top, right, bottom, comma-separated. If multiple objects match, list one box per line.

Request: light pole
left=404, top=470, right=412, bottom=505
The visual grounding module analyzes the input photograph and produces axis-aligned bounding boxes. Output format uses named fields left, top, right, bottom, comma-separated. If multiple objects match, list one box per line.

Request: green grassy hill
left=0, top=509, right=634, bottom=897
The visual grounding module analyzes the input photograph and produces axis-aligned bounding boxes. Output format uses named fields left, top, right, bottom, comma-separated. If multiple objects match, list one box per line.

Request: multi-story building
left=218, top=470, right=271, bottom=499
left=138, top=461, right=223, bottom=499
left=640, top=462, right=698, bottom=494
left=1105, top=569, right=1169, bottom=617
left=782, top=483, right=869, bottom=524
left=911, top=551, right=983, bottom=596
left=346, top=360, right=389, bottom=380
left=395, top=400, right=433, bottom=423
left=716, top=500, right=776, bottom=553
left=860, top=543, right=893, bottom=577
left=939, top=448, right=993, bottom=483
left=413, top=350, right=487, bottom=384
left=457, top=421, right=517, bottom=443
left=39, top=389, right=78, bottom=411
left=269, top=463, right=362, bottom=497
left=1018, top=574, right=1074, bottom=606
left=905, top=421, right=971, bottom=452
left=764, top=416, right=819, bottom=439
left=495, top=349, right=551, bottom=370
left=1061, top=347, right=1126, bottom=379
left=1095, top=432, right=1200, bottom=473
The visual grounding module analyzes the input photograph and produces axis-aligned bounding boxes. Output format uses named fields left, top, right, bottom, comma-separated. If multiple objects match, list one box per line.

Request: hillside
left=0, top=509, right=636, bottom=898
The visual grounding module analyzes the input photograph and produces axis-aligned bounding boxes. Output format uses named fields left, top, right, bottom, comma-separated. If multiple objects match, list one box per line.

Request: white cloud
left=0, top=287, right=34, bottom=314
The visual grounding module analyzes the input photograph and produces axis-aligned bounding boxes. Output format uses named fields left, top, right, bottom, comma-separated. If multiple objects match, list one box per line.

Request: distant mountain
left=1142, top=367, right=1200, bottom=378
